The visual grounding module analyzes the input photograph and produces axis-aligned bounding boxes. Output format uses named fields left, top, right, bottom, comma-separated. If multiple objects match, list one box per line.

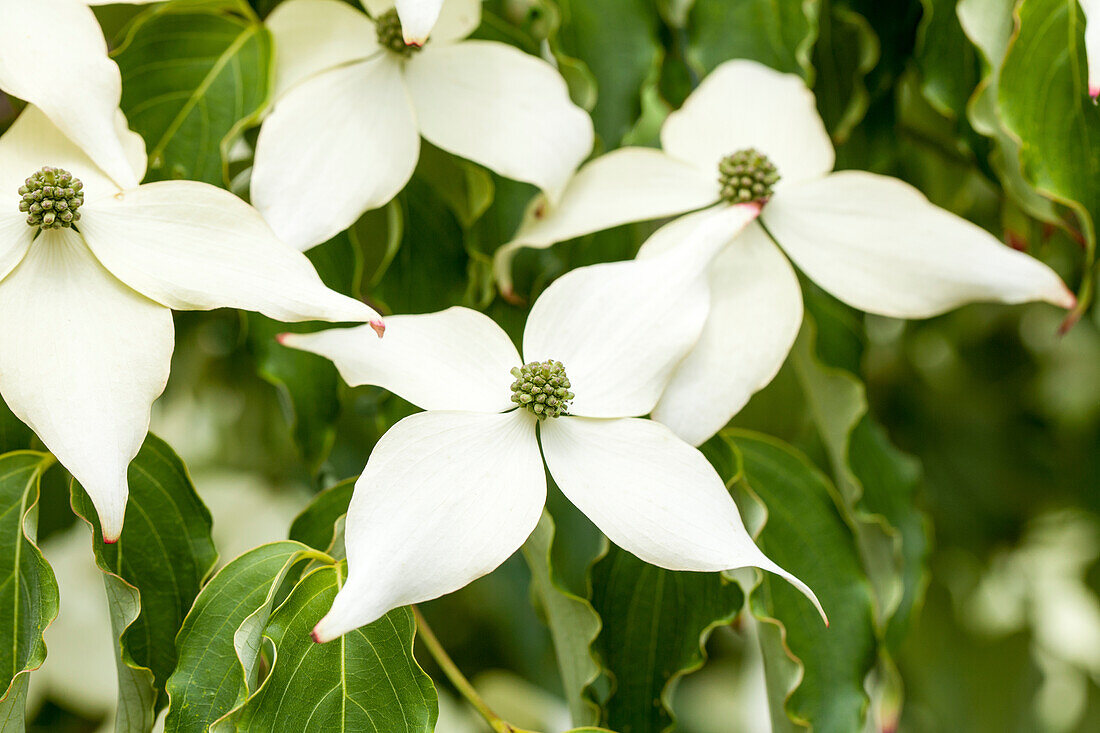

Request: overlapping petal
left=642, top=221, right=803, bottom=446
left=0, top=0, right=141, bottom=189
left=523, top=204, right=760, bottom=418
left=423, top=0, right=481, bottom=43
left=540, top=415, right=824, bottom=617
left=661, top=60, right=834, bottom=189
left=313, top=410, right=545, bottom=641
left=281, top=307, right=520, bottom=412
left=405, top=41, right=594, bottom=202
left=764, top=171, right=1075, bottom=317
left=0, top=228, right=173, bottom=542
left=252, top=56, right=419, bottom=251
left=394, top=0, right=444, bottom=44
left=1084, top=0, right=1100, bottom=96
left=77, top=181, right=381, bottom=324
left=266, top=0, right=380, bottom=99
left=492, top=148, right=718, bottom=292
left=0, top=214, right=36, bottom=283
left=0, top=105, right=122, bottom=205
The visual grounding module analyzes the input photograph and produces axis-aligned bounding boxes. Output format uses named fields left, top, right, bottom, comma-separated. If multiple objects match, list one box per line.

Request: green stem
left=412, top=606, right=541, bottom=733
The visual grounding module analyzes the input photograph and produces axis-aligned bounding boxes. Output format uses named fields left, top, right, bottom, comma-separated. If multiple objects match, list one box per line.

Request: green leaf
left=554, top=0, right=661, bottom=147
left=165, top=541, right=322, bottom=733
left=685, top=0, right=820, bottom=80
left=115, top=0, right=272, bottom=186
left=221, top=564, right=438, bottom=731
left=288, top=478, right=355, bottom=556
left=416, top=143, right=496, bottom=230
left=69, top=434, right=218, bottom=731
left=958, top=0, right=1059, bottom=224
left=589, top=544, right=745, bottom=733
left=915, top=0, right=980, bottom=120
left=520, top=511, right=602, bottom=727
left=813, top=4, right=880, bottom=144
left=1000, top=0, right=1098, bottom=295
left=724, top=431, right=877, bottom=733
left=0, top=452, right=57, bottom=732
left=0, top=400, right=32, bottom=456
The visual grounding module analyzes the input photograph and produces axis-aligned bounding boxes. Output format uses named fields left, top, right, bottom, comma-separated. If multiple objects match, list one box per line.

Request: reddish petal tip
left=311, top=628, right=324, bottom=643
left=1090, top=85, right=1100, bottom=99
left=275, top=332, right=291, bottom=345
left=103, top=534, right=119, bottom=545
left=500, top=287, right=526, bottom=306
left=369, top=319, right=386, bottom=338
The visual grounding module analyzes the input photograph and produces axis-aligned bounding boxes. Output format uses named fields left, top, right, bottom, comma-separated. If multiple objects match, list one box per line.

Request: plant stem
left=412, top=606, right=540, bottom=733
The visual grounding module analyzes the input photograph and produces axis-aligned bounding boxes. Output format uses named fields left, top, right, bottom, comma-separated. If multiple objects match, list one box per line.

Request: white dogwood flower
left=0, top=0, right=161, bottom=189
left=391, top=0, right=445, bottom=44
left=495, top=59, right=1075, bottom=446
left=0, top=107, right=382, bottom=542
left=281, top=205, right=824, bottom=642
left=251, top=0, right=594, bottom=251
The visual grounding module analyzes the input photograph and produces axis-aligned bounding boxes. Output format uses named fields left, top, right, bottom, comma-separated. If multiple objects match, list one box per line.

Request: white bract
left=495, top=59, right=1076, bottom=447
left=0, top=0, right=161, bottom=190
left=1084, top=0, right=1100, bottom=96
left=282, top=206, right=824, bottom=642
left=0, top=107, right=382, bottom=542
left=251, top=0, right=595, bottom=251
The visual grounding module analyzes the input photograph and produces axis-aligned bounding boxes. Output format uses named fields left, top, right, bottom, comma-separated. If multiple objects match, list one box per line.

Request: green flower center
left=510, top=360, right=574, bottom=420
left=376, top=9, right=421, bottom=56
left=19, top=167, right=84, bottom=230
left=717, top=148, right=779, bottom=204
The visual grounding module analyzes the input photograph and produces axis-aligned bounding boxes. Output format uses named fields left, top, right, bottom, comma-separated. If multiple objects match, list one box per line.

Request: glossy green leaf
left=1000, top=0, right=1098, bottom=293
left=520, top=511, right=602, bottom=727
left=589, top=544, right=745, bottom=733
left=724, top=431, right=877, bottom=733
left=915, top=0, right=980, bottom=120
left=958, top=0, right=1059, bottom=224
left=0, top=401, right=32, bottom=456
left=0, top=453, right=57, bottom=732
left=165, top=541, right=322, bottom=733
left=69, top=434, right=218, bottom=731
left=288, top=479, right=355, bottom=556
left=115, top=0, right=272, bottom=185
left=221, top=564, right=438, bottom=731
left=685, top=0, right=819, bottom=80
left=554, top=0, right=661, bottom=147
left=813, top=4, right=880, bottom=143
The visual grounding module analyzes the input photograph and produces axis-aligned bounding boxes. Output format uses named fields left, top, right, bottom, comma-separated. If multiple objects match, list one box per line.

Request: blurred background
left=5, top=0, right=1098, bottom=731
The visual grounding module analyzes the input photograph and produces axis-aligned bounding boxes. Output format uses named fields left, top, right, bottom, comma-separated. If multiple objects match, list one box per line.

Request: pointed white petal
left=492, top=148, right=718, bottom=294
left=313, top=410, right=545, bottom=641
left=0, top=0, right=141, bottom=189
left=280, top=307, right=520, bottom=412
left=0, top=214, right=35, bottom=283
left=1085, top=0, right=1100, bottom=96
left=643, top=221, right=803, bottom=446
left=78, top=181, right=380, bottom=324
left=267, top=0, right=379, bottom=99
left=0, top=229, right=173, bottom=541
left=0, top=106, right=121, bottom=205
left=424, top=0, right=481, bottom=44
left=252, top=56, right=419, bottom=251
left=765, top=171, right=1076, bottom=317
left=406, top=41, right=593, bottom=200
left=541, top=416, right=823, bottom=615
left=522, top=204, right=760, bottom=418
left=395, top=0, right=444, bottom=44
left=661, top=60, right=834, bottom=189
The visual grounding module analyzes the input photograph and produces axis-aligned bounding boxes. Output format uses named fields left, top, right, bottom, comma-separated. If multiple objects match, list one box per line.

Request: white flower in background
left=495, top=59, right=1076, bottom=447
left=1084, top=1, right=1100, bottom=97
left=251, top=0, right=594, bottom=251
left=0, top=107, right=382, bottom=542
left=282, top=206, right=824, bottom=642
left=0, top=0, right=162, bottom=190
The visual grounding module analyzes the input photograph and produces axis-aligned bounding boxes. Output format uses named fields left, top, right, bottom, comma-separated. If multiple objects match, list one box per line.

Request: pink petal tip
left=311, top=627, right=325, bottom=643
left=1090, top=85, right=1100, bottom=99
left=103, top=533, right=119, bottom=545
left=275, top=333, right=291, bottom=345
left=369, top=319, right=386, bottom=338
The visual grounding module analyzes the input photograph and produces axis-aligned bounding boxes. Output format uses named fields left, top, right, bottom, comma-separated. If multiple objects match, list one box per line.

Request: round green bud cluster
left=510, top=360, right=574, bottom=419
left=718, top=148, right=779, bottom=204
left=19, top=167, right=84, bottom=230
left=376, top=9, right=420, bottom=56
